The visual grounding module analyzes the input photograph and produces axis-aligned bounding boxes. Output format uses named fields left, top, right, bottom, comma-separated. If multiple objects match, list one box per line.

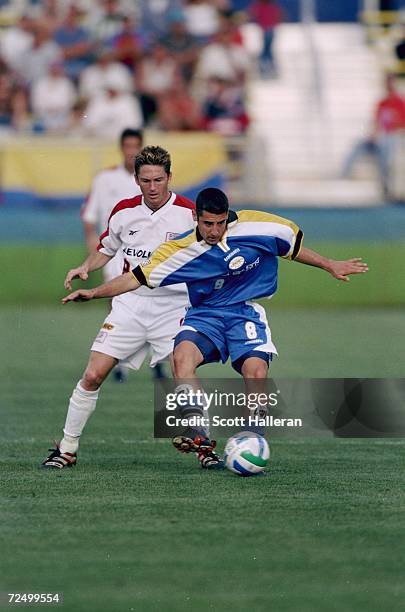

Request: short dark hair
left=134, top=145, right=171, bottom=176
left=196, top=188, right=229, bottom=217
left=120, top=128, right=143, bottom=146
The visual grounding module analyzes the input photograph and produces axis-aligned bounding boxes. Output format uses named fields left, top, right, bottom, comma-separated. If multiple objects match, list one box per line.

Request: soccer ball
left=224, top=432, right=270, bottom=476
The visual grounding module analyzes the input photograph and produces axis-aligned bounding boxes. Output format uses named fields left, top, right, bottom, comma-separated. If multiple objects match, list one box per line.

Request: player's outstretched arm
left=295, top=246, right=368, bottom=282
left=62, top=272, right=140, bottom=303
left=64, top=251, right=112, bottom=290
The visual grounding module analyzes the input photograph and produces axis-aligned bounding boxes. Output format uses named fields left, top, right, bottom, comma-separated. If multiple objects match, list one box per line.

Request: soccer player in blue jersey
left=63, top=188, right=368, bottom=468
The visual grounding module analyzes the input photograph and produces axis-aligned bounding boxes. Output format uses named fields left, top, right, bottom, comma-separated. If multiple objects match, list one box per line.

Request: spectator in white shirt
left=79, top=49, right=133, bottom=101
left=184, top=0, right=220, bottom=44
left=0, top=14, right=34, bottom=73
left=136, top=42, right=179, bottom=124
left=195, top=22, right=250, bottom=85
left=31, top=61, right=77, bottom=133
left=82, top=76, right=143, bottom=138
left=17, top=23, right=63, bottom=85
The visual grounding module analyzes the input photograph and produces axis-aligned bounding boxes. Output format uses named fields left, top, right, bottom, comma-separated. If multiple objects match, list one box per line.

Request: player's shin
left=171, top=382, right=223, bottom=469
left=242, top=376, right=269, bottom=437
left=60, top=382, right=99, bottom=454
left=174, top=382, right=210, bottom=439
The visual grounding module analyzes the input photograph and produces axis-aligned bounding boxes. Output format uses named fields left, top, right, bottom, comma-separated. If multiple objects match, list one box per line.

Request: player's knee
left=81, top=367, right=106, bottom=390
left=241, top=360, right=268, bottom=379
left=173, top=348, right=196, bottom=378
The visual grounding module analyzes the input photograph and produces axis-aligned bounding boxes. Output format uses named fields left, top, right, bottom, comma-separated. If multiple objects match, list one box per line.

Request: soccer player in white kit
left=81, top=128, right=143, bottom=283
left=81, top=128, right=144, bottom=382
left=42, top=146, right=195, bottom=469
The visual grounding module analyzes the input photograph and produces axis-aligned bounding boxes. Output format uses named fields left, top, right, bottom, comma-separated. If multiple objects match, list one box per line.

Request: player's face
left=197, top=211, right=228, bottom=245
left=121, top=137, right=142, bottom=171
left=135, top=165, right=171, bottom=210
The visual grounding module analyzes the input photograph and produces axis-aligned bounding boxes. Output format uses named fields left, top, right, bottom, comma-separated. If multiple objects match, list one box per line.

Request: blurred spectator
left=249, top=0, right=283, bottom=77
left=139, top=0, right=184, bottom=43
left=88, top=0, right=128, bottom=45
left=53, top=4, right=93, bottom=82
left=30, top=0, right=64, bottom=34
left=82, top=78, right=143, bottom=138
left=109, top=15, right=144, bottom=73
left=195, top=21, right=250, bottom=85
left=342, top=75, right=405, bottom=200
left=79, top=49, right=133, bottom=101
left=184, top=0, right=220, bottom=44
left=0, top=64, right=29, bottom=131
left=201, top=76, right=249, bottom=135
left=31, top=61, right=77, bottom=132
left=218, top=11, right=245, bottom=46
left=0, top=14, right=33, bottom=73
left=136, top=42, right=180, bottom=124
left=17, top=23, right=63, bottom=85
left=160, top=10, right=200, bottom=83
left=157, top=73, right=202, bottom=130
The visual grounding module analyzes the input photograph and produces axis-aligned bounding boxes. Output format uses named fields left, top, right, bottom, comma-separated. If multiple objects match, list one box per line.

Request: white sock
left=60, top=382, right=99, bottom=454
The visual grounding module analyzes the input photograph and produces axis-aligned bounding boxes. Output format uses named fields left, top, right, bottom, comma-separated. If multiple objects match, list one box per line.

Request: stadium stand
left=0, top=0, right=404, bottom=204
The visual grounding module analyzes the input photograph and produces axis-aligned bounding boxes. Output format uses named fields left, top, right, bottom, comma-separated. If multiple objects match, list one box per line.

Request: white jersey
left=97, top=192, right=195, bottom=303
left=81, top=164, right=141, bottom=280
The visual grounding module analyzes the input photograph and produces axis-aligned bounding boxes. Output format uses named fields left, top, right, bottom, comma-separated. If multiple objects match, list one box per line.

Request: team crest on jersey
left=228, top=256, right=245, bottom=270
left=166, top=232, right=180, bottom=241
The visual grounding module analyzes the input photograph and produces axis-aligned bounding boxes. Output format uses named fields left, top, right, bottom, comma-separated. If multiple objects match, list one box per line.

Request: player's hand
left=64, top=266, right=89, bottom=291
left=328, top=258, right=369, bottom=282
left=62, top=289, right=95, bottom=304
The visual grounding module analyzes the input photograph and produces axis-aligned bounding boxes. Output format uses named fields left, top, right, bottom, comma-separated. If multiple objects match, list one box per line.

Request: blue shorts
left=173, top=301, right=277, bottom=372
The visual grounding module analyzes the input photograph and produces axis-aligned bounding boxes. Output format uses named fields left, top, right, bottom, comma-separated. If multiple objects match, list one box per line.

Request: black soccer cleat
left=197, top=446, right=224, bottom=470
left=172, top=433, right=224, bottom=470
left=41, top=444, right=77, bottom=470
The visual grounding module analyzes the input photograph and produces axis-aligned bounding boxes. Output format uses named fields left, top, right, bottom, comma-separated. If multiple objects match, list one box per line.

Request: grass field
left=1, top=305, right=405, bottom=612
left=1, top=241, right=405, bottom=306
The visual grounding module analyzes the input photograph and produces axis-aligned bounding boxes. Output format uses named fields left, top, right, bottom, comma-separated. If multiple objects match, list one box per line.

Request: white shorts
left=91, top=295, right=188, bottom=370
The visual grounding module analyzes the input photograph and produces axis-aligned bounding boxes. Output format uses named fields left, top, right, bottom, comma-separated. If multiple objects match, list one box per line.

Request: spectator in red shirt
left=109, top=16, right=144, bottom=74
left=157, top=74, right=203, bottom=131
left=374, top=77, right=405, bottom=134
left=249, top=0, right=283, bottom=77
left=342, top=75, right=405, bottom=200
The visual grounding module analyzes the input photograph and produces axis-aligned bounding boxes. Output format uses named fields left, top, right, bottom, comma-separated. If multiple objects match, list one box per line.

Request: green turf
left=1, top=306, right=405, bottom=611
left=1, top=241, right=404, bottom=306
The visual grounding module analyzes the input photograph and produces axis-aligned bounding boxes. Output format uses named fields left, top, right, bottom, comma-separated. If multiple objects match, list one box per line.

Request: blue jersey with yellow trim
left=133, top=210, right=303, bottom=307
